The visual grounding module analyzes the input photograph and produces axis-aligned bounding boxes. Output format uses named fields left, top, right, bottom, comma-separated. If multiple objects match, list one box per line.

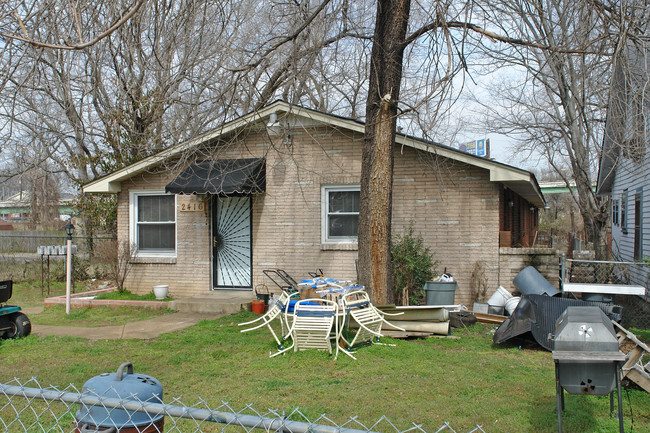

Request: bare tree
left=467, top=0, right=649, bottom=259
left=1, top=0, right=370, bottom=186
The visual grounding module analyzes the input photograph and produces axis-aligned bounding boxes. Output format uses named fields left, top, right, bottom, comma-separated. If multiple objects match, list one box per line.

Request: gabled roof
left=82, top=100, right=545, bottom=207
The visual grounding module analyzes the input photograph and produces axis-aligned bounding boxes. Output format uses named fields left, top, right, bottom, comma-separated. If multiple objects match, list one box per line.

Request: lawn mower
left=0, top=280, right=31, bottom=339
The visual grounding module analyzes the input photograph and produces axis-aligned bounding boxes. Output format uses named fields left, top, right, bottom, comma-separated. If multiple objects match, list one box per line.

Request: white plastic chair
left=270, top=299, right=339, bottom=358
left=239, top=291, right=296, bottom=350
left=339, top=291, right=404, bottom=359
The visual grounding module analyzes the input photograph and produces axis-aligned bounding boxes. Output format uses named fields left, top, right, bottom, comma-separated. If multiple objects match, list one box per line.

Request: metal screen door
left=212, top=196, right=252, bottom=289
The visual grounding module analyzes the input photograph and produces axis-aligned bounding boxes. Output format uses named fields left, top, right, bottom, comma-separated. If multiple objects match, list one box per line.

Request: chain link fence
left=0, top=379, right=487, bottom=433
left=562, top=257, right=650, bottom=329
left=0, top=233, right=115, bottom=289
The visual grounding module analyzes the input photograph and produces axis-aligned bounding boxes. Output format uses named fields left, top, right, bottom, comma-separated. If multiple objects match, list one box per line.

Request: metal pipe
left=616, top=364, right=624, bottom=433
left=0, top=384, right=378, bottom=433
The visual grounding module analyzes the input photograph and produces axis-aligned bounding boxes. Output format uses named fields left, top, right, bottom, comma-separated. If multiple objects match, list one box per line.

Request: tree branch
left=1, top=0, right=147, bottom=51
left=405, top=18, right=607, bottom=55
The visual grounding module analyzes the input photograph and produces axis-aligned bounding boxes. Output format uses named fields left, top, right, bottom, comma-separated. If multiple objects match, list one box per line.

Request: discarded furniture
left=551, top=307, right=626, bottom=433
left=560, top=257, right=646, bottom=301
left=339, top=291, right=404, bottom=360
left=270, top=299, right=339, bottom=358
left=493, top=294, right=623, bottom=350
left=239, top=291, right=296, bottom=349
left=376, top=304, right=451, bottom=335
left=612, top=320, right=650, bottom=392
left=562, top=283, right=646, bottom=297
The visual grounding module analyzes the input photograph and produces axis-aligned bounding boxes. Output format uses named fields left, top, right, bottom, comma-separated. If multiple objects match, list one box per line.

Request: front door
left=212, top=196, right=252, bottom=289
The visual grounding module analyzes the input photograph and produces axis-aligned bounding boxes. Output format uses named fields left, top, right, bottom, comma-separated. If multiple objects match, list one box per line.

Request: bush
left=93, top=240, right=136, bottom=293
left=391, top=225, right=438, bottom=305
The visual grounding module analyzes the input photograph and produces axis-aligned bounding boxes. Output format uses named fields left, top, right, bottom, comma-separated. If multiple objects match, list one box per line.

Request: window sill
left=321, top=243, right=358, bottom=251
left=132, top=256, right=177, bottom=264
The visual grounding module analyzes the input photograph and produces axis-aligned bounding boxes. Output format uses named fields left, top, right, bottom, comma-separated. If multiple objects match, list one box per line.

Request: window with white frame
left=130, top=192, right=176, bottom=255
left=322, top=185, right=360, bottom=243
left=612, top=199, right=619, bottom=226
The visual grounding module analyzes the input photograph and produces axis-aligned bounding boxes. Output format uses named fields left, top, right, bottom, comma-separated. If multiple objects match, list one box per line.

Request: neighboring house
left=83, top=101, right=544, bottom=305
left=597, top=40, right=650, bottom=286
left=0, top=192, right=75, bottom=222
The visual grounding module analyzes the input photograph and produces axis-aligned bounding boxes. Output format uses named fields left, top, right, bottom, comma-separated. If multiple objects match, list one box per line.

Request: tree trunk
left=358, top=0, right=410, bottom=305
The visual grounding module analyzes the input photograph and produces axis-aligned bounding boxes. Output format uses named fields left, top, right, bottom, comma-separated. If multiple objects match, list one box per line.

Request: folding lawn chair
left=239, top=291, right=297, bottom=349
left=339, top=290, right=404, bottom=360
left=270, top=299, right=339, bottom=358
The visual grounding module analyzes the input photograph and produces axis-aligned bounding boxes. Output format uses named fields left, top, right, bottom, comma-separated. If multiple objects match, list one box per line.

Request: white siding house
left=597, top=41, right=650, bottom=286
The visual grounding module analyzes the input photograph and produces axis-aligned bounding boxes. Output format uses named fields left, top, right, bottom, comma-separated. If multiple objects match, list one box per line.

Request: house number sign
left=179, top=198, right=205, bottom=212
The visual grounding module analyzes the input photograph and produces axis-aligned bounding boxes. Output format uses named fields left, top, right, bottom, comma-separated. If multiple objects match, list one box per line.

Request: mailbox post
left=65, top=220, right=74, bottom=315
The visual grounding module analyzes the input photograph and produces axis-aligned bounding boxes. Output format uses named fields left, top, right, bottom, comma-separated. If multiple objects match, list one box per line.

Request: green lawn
left=29, top=304, right=174, bottom=327
left=1, top=308, right=648, bottom=433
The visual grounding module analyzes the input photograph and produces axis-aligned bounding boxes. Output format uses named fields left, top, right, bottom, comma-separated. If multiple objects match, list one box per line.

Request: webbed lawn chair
left=339, top=290, right=404, bottom=360
left=270, top=299, right=339, bottom=358
left=239, top=291, right=296, bottom=349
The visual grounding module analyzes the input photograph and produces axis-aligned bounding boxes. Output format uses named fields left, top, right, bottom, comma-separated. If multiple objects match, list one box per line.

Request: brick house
left=83, top=101, right=544, bottom=306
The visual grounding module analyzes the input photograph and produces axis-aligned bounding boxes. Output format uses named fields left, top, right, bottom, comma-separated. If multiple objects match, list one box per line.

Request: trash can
left=423, top=281, right=458, bottom=306
left=75, top=362, right=164, bottom=433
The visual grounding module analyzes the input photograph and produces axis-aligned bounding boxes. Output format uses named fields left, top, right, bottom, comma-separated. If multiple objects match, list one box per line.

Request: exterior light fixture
left=65, top=219, right=75, bottom=314
left=65, top=220, right=75, bottom=240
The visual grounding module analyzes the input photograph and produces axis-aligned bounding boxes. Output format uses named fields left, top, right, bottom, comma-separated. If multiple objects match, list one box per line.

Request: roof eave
left=82, top=101, right=545, bottom=207
left=82, top=102, right=288, bottom=194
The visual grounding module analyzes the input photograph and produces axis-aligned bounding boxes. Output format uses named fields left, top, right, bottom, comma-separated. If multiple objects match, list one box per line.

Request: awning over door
left=165, top=158, right=266, bottom=195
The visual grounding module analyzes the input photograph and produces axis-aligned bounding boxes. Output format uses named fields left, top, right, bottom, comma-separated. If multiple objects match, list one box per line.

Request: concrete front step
left=169, top=290, right=255, bottom=315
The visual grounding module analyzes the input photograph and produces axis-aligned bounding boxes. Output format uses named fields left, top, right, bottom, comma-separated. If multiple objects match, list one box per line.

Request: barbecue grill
left=551, top=306, right=626, bottom=433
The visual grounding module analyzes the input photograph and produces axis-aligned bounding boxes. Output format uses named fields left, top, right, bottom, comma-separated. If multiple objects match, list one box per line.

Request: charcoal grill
left=75, top=362, right=164, bottom=433
left=551, top=306, right=626, bottom=433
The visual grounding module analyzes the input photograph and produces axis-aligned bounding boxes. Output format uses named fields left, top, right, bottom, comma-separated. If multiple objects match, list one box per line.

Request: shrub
left=93, top=240, right=136, bottom=293
left=391, top=225, right=437, bottom=305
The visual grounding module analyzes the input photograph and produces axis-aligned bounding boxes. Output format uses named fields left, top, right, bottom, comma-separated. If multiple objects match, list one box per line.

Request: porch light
left=266, top=112, right=284, bottom=138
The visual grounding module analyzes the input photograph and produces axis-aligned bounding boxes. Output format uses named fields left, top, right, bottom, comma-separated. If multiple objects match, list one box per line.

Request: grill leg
left=616, top=363, right=624, bottom=433
left=555, top=361, right=563, bottom=433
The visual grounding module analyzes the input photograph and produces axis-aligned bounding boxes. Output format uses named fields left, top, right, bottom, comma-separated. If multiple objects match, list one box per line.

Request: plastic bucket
left=423, top=281, right=458, bottom=306
left=487, top=286, right=512, bottom=308
left=251, top=299, right=265, bottom=314
left=513, top=266, right=560, bottom=297
left=505, top=296, right=521, bottom=315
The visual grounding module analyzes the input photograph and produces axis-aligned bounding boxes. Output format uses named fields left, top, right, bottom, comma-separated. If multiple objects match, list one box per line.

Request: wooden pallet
left=613, top=321, right=650, bottom=392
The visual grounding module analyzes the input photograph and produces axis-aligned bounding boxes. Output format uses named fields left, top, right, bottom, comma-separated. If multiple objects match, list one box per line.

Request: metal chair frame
left=270, top=299, right=339, bottom=358
left=239, top=291, right=296, bottom=349
left=339, top=291, right=404, bottom=360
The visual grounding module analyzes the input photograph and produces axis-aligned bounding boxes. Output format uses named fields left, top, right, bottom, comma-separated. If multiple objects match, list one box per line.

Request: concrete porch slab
left=169, top=290, right=256, bottom=314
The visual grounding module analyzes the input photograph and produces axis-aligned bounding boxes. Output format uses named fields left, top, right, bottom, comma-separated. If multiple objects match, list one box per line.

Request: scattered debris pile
left=376, top=305, right=452, bottom=337
left=493, top=294, right=622, bottom=350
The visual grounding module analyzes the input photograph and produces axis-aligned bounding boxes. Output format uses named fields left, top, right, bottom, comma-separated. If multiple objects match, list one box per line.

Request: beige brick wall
left=498, top=248, right=562, bottom=294
left=118, top=125, right=504, bottom=306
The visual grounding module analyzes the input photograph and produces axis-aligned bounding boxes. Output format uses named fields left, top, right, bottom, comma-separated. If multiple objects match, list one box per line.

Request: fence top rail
left=566, top=259, right=642, bottom=266
left=0, top=383, right=380, bottom=433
